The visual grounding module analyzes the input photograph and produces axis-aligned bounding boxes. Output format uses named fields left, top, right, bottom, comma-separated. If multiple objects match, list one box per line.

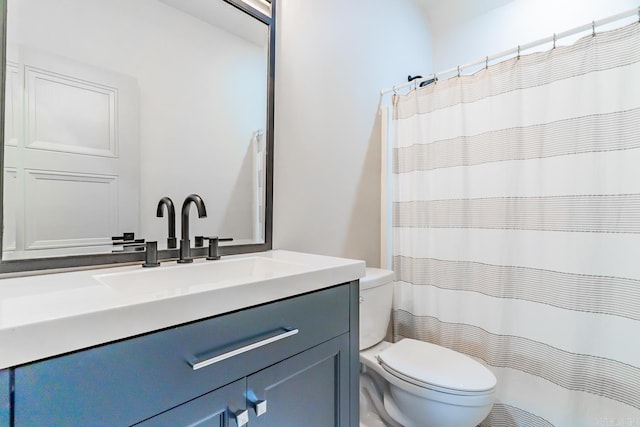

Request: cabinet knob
left=233, top=409, right=249, bottom=427
left=251, top=399, right=267, bottom=417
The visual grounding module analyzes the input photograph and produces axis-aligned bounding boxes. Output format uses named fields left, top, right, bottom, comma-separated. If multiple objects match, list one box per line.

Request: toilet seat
left=377, top=339, right=496, bottom=396
left=361, top=340, right=495, bottom=410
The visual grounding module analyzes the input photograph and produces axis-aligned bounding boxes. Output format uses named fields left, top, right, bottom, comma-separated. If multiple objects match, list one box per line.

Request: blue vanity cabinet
left=0, top=369, right=9, bottom=426
left=11, top=282, right=358, bottom=426
left=138, top=335, right=350, bottom=427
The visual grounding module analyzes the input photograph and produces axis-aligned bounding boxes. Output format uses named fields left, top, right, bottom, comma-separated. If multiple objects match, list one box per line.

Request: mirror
left=0, top=0, right=274, bottom=271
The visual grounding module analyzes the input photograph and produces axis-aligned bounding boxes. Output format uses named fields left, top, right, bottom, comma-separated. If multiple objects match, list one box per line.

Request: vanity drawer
left=13, top=284, right=350, bottom=426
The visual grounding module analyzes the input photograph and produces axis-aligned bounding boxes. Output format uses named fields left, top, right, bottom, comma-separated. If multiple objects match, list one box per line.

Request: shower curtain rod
left=380, top=6, right=640, bottom=96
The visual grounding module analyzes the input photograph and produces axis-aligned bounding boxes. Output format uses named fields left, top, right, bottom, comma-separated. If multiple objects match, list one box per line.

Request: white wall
left=273, top=0, right=432, bottom=267
left=431, top=0, right=639, bottom=73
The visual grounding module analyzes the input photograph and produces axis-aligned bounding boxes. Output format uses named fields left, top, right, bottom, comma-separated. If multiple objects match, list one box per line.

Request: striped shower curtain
left=391, top=22, right=640, bottom=426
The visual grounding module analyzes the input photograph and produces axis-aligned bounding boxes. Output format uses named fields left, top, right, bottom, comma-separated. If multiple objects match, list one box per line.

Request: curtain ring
left=592, top=20, right=596, bottom=37
left=457, top=65, right=461, bottom=77
left=392, top=85, right=399, bottom=95
left=432, top=73, right=437, bottom=84
left=517, top=45, right=521, bottom=60
left=552, top=33, right=557, bottom=49
left=485, top=56, right=489, bottom=70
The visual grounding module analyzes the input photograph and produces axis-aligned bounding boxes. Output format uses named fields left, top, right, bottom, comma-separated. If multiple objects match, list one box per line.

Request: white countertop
left=0, top=250, right=365, bottom=369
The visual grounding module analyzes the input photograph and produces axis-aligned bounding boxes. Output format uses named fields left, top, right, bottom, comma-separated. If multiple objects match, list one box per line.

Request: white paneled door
left=3, top=48, right=139, bottom=258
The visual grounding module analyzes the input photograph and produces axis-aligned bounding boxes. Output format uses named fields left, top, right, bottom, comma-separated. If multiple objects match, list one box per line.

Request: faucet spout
left=178, top=194, right=207, bottom=263
left=156, top=197, right=177, bottom=249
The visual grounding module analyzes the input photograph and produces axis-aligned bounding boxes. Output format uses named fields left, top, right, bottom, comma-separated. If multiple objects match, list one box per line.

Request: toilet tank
left=359, top=268, right=395, bottom=350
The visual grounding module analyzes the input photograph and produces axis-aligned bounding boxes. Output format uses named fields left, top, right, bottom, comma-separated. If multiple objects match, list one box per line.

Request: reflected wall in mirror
left=2, top=0, right=272, bottom=263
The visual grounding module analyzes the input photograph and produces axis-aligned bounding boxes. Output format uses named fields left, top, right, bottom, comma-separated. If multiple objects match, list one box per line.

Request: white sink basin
left=94, top=257, right=307, bottom=293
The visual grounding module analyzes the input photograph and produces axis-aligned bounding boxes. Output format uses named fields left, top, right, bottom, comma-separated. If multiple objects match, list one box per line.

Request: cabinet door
left=0, top=369, right=9, bottom=426
left=247, top=334, right=350, bottom=427
left=135, top=379, right=246, bottom=427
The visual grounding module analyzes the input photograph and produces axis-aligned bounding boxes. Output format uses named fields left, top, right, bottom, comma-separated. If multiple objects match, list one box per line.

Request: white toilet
left=359, top=268, right=497, bottom=427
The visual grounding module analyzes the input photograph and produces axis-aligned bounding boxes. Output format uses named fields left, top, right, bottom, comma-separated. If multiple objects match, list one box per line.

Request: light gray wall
left=273, top=0, right=433, bottom=267
left=430, top=0, right=639, bottom=72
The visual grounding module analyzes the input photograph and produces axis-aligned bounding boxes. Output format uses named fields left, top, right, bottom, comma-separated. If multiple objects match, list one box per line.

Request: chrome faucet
left=178, top=194, right=207, bottom=263
left=156, top=197, right=177, bottom=249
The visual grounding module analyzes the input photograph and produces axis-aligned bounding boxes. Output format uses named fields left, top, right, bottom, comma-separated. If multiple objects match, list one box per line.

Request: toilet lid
left=360, top=268, right=394, bottom=290
left=377, top=339, right=496, bottom=393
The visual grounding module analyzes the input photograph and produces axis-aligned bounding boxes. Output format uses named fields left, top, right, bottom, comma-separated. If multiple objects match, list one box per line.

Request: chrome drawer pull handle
left=190, top=327, right=299, bottom=370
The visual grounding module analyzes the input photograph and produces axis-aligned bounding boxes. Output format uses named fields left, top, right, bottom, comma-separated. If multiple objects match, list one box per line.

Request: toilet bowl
left=359, top=268, right=496, bottom=427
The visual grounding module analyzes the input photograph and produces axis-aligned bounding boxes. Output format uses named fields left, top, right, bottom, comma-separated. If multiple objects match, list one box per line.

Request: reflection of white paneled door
left=3, top=48, right=139, bottom=258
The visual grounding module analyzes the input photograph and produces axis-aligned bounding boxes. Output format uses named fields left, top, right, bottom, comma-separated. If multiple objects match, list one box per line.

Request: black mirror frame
left=0, top=0, right=275, bottom=274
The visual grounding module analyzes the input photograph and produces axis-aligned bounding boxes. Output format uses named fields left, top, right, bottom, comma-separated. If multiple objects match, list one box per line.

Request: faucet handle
left=204, top=237, right=233, bottom=260
left=112, top=232, right=136, bottom=242
left=205, top=237, right=220, bottom=260
left=112, top=238, right=145, bottom=246
left=111, top=234, right=145, bottom=253
left=142, top=241, right=161, bottom=268
left=195, top=235, right=229, bottom=247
